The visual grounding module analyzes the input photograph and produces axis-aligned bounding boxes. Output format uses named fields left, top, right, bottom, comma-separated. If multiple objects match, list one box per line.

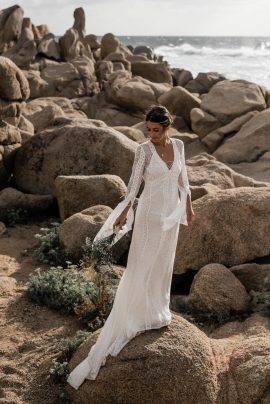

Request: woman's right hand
left=113, top=211, right=127, bottom=231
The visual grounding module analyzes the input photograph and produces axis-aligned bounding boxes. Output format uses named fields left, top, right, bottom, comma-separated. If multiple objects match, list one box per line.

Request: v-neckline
left=149, top=138, right=175, bottom=171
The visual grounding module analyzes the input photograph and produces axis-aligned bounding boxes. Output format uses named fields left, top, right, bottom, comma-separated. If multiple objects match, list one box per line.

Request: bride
left=67, top=105, right=195, bottom=390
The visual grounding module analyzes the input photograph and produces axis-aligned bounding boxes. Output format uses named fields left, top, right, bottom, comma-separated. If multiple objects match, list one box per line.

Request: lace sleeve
left=92, top=144, right=145, bottom=246
left=177, top=141, right=191, bottom=197
left=122, top=144, right=146, bottom=207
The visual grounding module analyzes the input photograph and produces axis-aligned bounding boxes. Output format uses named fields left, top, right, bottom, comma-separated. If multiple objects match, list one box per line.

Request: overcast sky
left=2, top=0, right=270, bottom=36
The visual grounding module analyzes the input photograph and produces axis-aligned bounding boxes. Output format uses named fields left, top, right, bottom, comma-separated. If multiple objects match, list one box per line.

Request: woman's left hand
left=187, top=207, right=195, bottom=225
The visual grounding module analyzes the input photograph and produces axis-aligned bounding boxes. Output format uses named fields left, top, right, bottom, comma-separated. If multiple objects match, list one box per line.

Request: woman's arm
left=177, top=141, right=195, bottom=225
left=114, top=144, right=146, bottom=228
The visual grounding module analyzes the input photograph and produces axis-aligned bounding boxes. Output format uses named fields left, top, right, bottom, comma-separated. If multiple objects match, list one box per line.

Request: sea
left=117, top=36, right=270, bottom=89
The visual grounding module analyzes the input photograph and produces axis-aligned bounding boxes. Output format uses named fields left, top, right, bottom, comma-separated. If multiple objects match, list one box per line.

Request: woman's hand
left=113, top=211, right=128, bottom=231
left=187, top=207, right=195, bottom=225
left=186, top=194, right=195, bottom=225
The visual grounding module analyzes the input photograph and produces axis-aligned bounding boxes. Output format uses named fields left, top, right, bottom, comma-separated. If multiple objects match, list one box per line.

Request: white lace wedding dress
left=67, top=137, right=191, bottom=389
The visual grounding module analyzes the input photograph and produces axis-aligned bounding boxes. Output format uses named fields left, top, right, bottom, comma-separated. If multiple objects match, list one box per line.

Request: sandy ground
left=0, top=222, right=82, bottom=404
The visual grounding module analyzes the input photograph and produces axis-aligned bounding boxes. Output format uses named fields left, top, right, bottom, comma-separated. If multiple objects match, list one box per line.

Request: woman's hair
left=145, top=105, right=173, bottom=128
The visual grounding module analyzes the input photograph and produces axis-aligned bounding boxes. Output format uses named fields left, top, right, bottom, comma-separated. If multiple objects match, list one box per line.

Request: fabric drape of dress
left=67, top=138, right=191, bottom=390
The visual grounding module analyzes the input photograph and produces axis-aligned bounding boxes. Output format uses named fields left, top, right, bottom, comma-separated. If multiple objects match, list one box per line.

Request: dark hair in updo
left=145, top=105, right=173, bottom=128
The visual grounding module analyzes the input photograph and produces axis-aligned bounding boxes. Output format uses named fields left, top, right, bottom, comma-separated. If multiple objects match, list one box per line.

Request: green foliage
left=1, top=207, right=50, bottom=226
left=26, top=267, right=98, bottom=313
left=79, top=234, right=117, bottom=270
left=170, top=294, right=252, bottom=328
left=33, top=222, right=71, bottom=266
left=249, top=288, right=270, bottom=315
left=50, top=329, right=90, bottom=384
left=1, top=208, right=31, bottom=226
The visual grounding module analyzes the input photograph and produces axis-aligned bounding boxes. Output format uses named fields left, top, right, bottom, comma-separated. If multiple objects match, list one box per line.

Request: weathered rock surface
left=0, top=5, right=24, bottom=53
left=55, top=174, right=127, bottom=221
left=186, top=152, right=267, bottom=200
left=158, top=86, right=201, bottom=126
left=187, top=263, right=250, bottom=316
left=67, top=312, right=270, bottom=404
left=67, top=314, right=219, bottom=403
left=185, top=72, right=226, bottom=94
left=130, top=61, right=172, bottom=84
left=201, top=111, right=257, bottom=152
left=0, top=56, right=30, bottom=101
left=106, top=70, right=171, bottom=112
left=174, top=187, right=270, bottom=274
left=200, top=80, right=266, bottom=124
left=59, top=204, right=131, bottom=261
left=213, top=108, right=270, bottom=164
left=0, top=187, right=53, bottom=218
left=230, top=263, right=270, bottom=291
left=14, top=120, right=138, bottom=195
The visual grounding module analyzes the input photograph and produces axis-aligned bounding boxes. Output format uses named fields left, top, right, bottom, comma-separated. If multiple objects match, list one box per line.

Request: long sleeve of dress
left=92, top=144, right=146, bottom=246
left=177, top=141, right=191, bottom=226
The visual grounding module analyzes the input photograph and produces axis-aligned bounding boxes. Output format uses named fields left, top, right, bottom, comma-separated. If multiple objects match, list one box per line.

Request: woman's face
left=146, top=121, right=166, bottom=143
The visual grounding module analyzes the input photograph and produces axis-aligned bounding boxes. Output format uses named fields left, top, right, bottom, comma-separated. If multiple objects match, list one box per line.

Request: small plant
left=249, top=288, right=270, bottom=315
left=33, top=222, right=71, bottom=266
left=79, top=234, right=117, bottom=270
left=26, top=266, right=98, bottom=313
left=1, top=208, right=31, bottom=226
left=49, top=329, right=90, bottom=383
left=170, top=294, right=252, bottom=327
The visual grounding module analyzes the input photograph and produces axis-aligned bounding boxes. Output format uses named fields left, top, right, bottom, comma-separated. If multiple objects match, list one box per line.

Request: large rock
left=3, top=17, right=37, bottom=68
left=230, top=263, right=270, bottom=292
left=4, top=114, right=34, bottom=137
left=106, top=70, right=171, bottom=112
left=13, top=120, right=138, bottom=195
left=105, top=51, right=131, bottom=71
left=201, top=111, right=257, bottom=152
left=0, top=56, right=30, bottom=101
left=158, top=86, right=201, bottom=126
left=37, top=33, right=60, bottom=60
left=227, top=152, right=270, bottom=184
left=172, top=68, right=193, bottom=87
left=73, top=92, right=144, bottom=126
left=0, top=5, right=24, bottom=53
left=55, top=174, right=127, bottom=221
left=113, top=126, right=145, bottom=142
left=185, top=153, right=267, bottom=201
left=185, top=72, right=226, bottom=94
left=0, top=99, right=21, bottom=120
left=67, top=312, right=270, bottom=403
left=100, top=33, right=132, bottom=60
left=22, top=69, right=51, bottom=98
left=190, top=108, right=222, bottom=138
left=130, top=61, right=172, bottom=84
left=67, top=314, right=219, bottom=403
left=59, top=204, right=131, bottom=261
left=37, top=57, right=98, bottom=98
left=174, top=187, right=270, bottom=274
left=187, top=263, right=250, bottom=317
left=24, top=102, right=65, bottom=133
left=0, top=187, right=53, bottom=218
left=21, top=97, right=86, bottom=132
left=133, top=45, right=155, bottom=60
left=200, top=80, right=266, bottom=124
left=213, top=108, right=270, bottom=164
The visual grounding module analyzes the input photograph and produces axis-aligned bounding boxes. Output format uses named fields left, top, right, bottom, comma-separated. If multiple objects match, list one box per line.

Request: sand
left=0, top=222, right=82, bottom=404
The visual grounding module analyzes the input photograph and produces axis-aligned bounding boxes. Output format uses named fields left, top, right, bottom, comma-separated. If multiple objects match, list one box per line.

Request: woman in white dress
left=67, top=106, right=195, bottom=390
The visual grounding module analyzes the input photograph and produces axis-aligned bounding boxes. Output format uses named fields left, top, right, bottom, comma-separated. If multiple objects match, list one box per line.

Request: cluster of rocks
left=68, top=309, right=270, bottom=403
left=1, top=5, right=270, bottom=401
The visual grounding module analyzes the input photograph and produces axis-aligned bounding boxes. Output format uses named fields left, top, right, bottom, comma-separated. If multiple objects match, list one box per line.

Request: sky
left=1, top=0, right=270, bottom=37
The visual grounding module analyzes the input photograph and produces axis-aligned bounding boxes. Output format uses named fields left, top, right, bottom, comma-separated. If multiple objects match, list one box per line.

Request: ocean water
left=119, top=36, right=270, bottom=89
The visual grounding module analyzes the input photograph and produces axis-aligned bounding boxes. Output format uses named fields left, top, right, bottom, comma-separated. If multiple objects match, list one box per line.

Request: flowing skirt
left=67, top=187, right=181, bottom=390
